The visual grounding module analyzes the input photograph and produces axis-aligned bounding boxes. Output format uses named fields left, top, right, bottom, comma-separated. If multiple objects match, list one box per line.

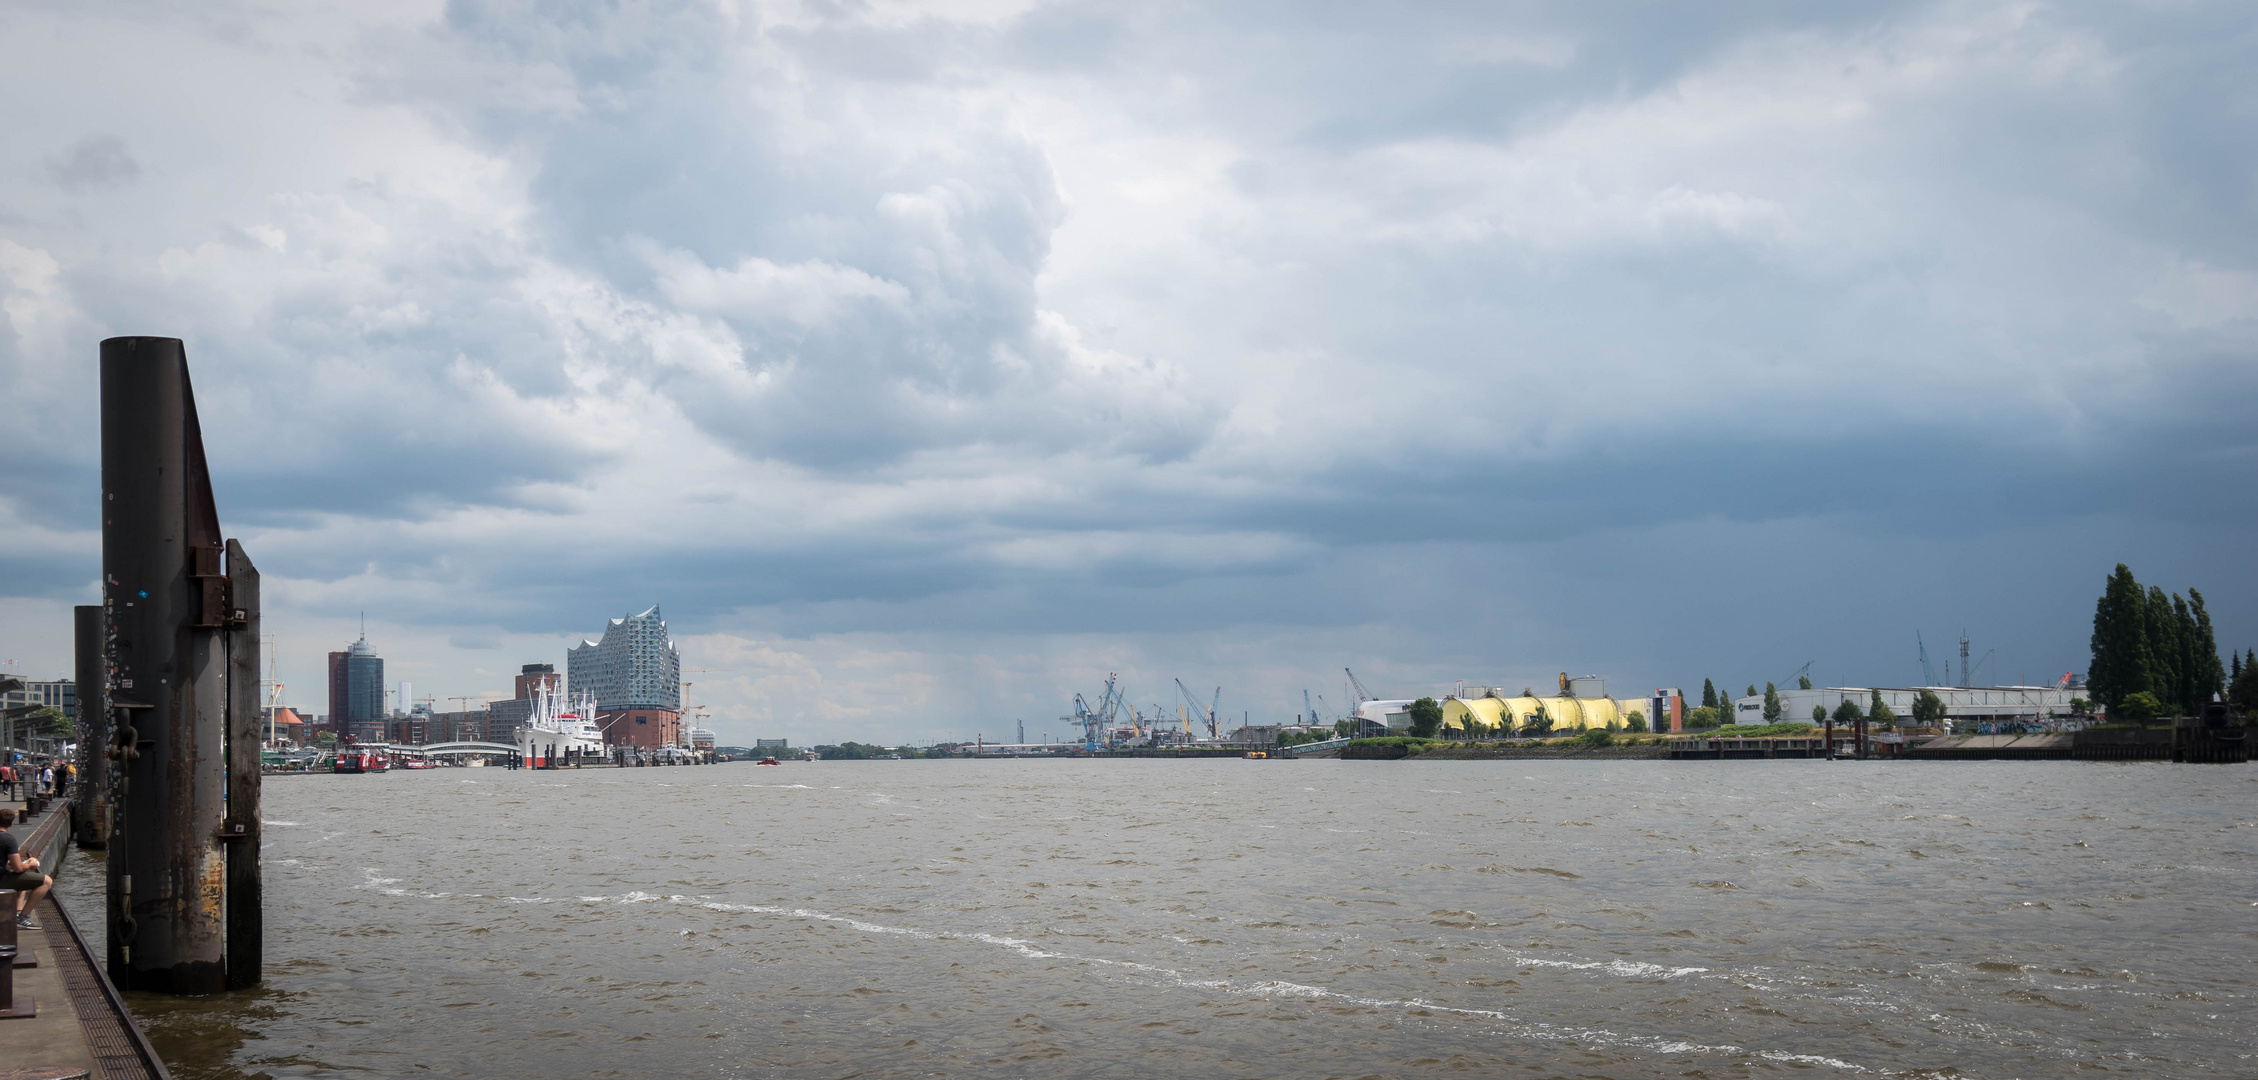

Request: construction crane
left=1303, top=690, right=1321, bottom=726
left=1345, top=668, right=1376, bottom=711
left=1073, top=674, right=1124, bottom=751
left=1968, top=649, right=1995, bottom=686
left=1781, top=660, right=1813, bottom=689
left=1175, top=679, right=1221, bottom=739
left=1918, top=632, right=1938, bottom=686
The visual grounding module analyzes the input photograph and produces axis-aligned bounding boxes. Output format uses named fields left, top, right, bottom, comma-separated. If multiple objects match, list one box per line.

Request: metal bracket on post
left=190, top=543, right=231, bottom=628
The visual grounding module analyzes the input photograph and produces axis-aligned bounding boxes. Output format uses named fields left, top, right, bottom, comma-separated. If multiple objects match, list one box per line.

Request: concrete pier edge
left=2, top=796, right=174, bottom=1079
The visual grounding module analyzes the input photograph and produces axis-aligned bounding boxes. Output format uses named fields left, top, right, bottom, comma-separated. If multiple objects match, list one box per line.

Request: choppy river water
left=55, top=758, right=2258, bottom=1078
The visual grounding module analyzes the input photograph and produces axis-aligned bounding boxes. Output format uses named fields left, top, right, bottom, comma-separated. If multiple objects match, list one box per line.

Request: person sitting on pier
left=0, top=807, right=53, bottom=930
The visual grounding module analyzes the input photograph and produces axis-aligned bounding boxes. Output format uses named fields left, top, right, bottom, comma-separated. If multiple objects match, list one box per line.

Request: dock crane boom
left=1918, top=632, right=1937, bottom=686
left=1968, top=648, right=1995, bottom=685
left=1072, top=673, right=1124, bottom=751
left=1345, top=668, right=1375, bottom=710
left=1175, top=678, right=1221, bottom=740
left=1304, top=690, right=1320, bottom=726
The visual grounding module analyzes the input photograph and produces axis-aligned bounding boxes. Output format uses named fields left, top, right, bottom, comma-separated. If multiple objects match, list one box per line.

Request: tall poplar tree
left=2189, top=590, right=2225, bottom=706
left=2088, top=564, right=2151, bottom=712
left=1763, top=682, right=1782, bottom=721
left=2147, top=586, right=2184, bottom=716
left=1701, top=679, right=1717, bottom=709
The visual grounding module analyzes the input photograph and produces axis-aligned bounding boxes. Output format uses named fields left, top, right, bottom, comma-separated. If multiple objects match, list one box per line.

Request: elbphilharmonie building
left=567, top=604, right=683, bottom=748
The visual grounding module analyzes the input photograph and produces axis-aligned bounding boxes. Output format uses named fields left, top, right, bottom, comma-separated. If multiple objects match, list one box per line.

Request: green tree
left=1683, top=705, right=1716, bottom=729
left=2230, top=649, right=2258, bottom=713
left=1798, top=675, right=1812, bottom=690
left=1869, top=688, right=1897, bottom=727
left=1832, top=698, right=1864, bottom=725
left=1701, top=679, right=1717, bottom=709
left=1746, top=684, right=1757, bottom=699
left=2169, top=592, right=2201, bottom=714
left=1625, top=708, right=1648, bottom=733
left=1406, top=696, right=1443, bottom=739
left=1524, top=701, right=1555, bottom=736
left=1762, top=682, right=1782, bottom=721
left=2116, top=691, right=2161, bottom=726
left=1812, top=704, right=1828, bottom=723
left=1912, top=689, right=1947, bottom=727
left=2189, top=589, right=2225, bottom=708
left=2147, top=585, right=2184, bottom=715
left=2088, top=564, right=2152, bottom=712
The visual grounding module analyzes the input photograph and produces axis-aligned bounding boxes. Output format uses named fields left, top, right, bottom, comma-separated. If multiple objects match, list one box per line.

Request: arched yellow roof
left=1441, top=694, right=1643, bottom=733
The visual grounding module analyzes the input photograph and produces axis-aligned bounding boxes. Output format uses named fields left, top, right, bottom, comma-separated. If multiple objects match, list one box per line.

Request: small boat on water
left=400, top=758, right=438, bottom=770
left=333, top=741, right=388, bottom=773
left=757, top=757, right=781, bottom=765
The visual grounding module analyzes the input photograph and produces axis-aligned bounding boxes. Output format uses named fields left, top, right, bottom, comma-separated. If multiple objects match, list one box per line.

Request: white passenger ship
left=518, top=684, right=607, bottom=767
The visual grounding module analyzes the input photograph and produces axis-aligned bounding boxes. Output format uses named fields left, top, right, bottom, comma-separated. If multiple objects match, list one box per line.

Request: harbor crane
left=1175, top=678, right=1220, bottom=739
left=1304, top=690, right=1320, bottom=726
left=1780, top=660, right=1813, bottom=689
left=1345, top=668, right=1376, bottom=711
left=1073, top=673, right=1124, bottom=751
left=1918, top=632, right=1938, bottom=686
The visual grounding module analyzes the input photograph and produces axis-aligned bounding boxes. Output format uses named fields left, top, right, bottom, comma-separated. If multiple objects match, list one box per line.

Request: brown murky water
left=56, top=759, right=2258, bottom=1078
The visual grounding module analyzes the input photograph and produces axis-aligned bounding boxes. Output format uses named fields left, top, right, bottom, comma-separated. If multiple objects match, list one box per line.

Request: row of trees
left=1399, top=696, right=1653, bottom=740
left=1809, top=687, right=1945, bottom=728
left=2090, top=564, right=2226, bottom=718
left=2233, top=651, right=2258, bottom=713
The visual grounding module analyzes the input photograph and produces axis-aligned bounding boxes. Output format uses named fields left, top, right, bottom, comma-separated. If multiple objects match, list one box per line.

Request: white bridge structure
left=363, top=741, right=518, bottom=759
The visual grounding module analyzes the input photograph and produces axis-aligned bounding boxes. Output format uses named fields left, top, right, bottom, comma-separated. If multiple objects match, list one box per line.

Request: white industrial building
left=1731, top=686, right=2081, bottom=728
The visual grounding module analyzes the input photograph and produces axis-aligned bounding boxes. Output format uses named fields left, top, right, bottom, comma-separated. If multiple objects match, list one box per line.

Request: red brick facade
left=515, top=667, right=561, bottom=701
left=601, top=708, right=682, bottom=749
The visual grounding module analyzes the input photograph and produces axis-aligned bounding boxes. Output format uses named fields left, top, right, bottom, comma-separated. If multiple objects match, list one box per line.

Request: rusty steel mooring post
left=73, top=604, right=110, bottom=848
left=101, top=336, right=259, bottom=994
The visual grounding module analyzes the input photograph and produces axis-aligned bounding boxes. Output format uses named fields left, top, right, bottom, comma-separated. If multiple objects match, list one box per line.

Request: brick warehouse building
left=568, top=604, right=682, bottom=750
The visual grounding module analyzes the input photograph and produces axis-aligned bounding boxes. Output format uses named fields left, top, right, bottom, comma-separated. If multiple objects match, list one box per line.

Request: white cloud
left=0, top=0, right=2251, bottom=739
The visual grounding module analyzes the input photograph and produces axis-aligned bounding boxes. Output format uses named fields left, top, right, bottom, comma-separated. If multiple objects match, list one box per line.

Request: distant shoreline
left=1334, top=742, right=1669, bottom=760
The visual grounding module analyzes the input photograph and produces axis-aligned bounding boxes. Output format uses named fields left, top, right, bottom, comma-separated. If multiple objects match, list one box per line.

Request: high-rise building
left=569, top=605, right=683, bottom=749
left=487, top=663, right=561, bottom=740
left=327, top=635, right=385, bottom=742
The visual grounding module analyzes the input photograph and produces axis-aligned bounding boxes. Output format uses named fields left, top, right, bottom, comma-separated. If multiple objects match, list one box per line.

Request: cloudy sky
left=2, top=0, right=2252, bottom=744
